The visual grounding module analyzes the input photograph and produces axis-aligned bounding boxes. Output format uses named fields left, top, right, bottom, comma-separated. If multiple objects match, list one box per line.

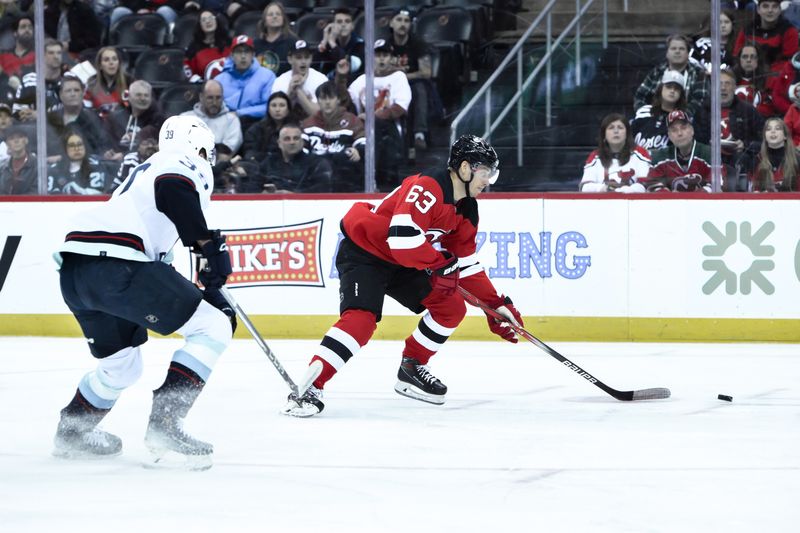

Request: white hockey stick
left=219, top=286, right=299, bottom=395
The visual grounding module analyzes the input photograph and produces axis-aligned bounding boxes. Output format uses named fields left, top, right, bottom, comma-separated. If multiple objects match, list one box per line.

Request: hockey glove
left=486, top=296, right=523, bottom=343
left=197, top=230, right=232, bottom=289
left=202, top=287, right=237, bottom=334
left=428, top=251, right=460, bottom=296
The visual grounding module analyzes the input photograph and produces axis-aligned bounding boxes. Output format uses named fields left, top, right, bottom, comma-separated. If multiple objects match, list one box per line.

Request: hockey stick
left=457, top=286, right=671, bottom=401
left=219, top=286, right=300, bottom=395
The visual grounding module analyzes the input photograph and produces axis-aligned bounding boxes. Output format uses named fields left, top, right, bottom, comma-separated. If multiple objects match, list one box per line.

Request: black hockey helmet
left=448, top=134, right=500, bottom=184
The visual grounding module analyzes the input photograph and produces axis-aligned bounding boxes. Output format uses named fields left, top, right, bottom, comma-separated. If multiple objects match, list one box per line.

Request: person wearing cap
left=317, top=8, right=365, bottom=80
left=634, top=34, right=708, bottom=117
left=181, top=79, right=243, bottom=155
left=733, top=0, right=798, bottom=73
left=632, top=69, right=689, bottom=152
left=271, top=39, right=328, bottom=121
left=215, top=34, right=276, bottom=133
left=645, top=110, right=713, bottom=193
left=389, top=6, right=437, bottom=151
left=0, top=124, right=37, bottom=194
left=694, top=68, right=764, bottom=184
left=346, top=39, right=412, bottom=188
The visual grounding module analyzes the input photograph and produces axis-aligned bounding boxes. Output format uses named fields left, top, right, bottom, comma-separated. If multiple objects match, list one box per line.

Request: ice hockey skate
left=281, top=386, right=324, bottom=417
left=144, top=390, right=213, bottom=471
left=53, top=414, right=122, bottom=459
left=394, top=357, right=447, bottom=405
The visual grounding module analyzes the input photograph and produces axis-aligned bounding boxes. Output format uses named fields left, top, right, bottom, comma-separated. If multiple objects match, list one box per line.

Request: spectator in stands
left=181, top=79, right=243, bottom=155
left=253, top=122, right=332, bottom=193
left=580, top=113, right=649, bottom=193
left=242, top=90, right=291, bottom=162
left=634, top=34, right=708, bottom=117
left=271, top=40, right=327, bottom=121
left=13, top=38, right=65, bottom=122
left=632, top=70, right=688, bottom=153
left=302, top=81, right=364, bottom=191
left=733, top=42, right=771, bottom=113
left=733, top=0, right=797, bottom=73
left=105, top=79, right=165, bottom=161
left=388, top=7, right=440, bottom=151
left=346, top=39, right=411, bottom=188
left=47, top=129, right=109, bottom=195
left=254, top=1, right=297, bottom=76
left=691, top=9, right=736, bottom=74
left=0, top=102, right=12, bottom=164
left=316, top=8, right=364, bottom=80
left=645, top=110, right=712, bottom=193
left=748, top=116, right=798, bottom=191
left=766, top=50, right=800, bottom=119
left=783, top=79, right=800, bottom=146
left=85, top=47, right=130, bottom=120
left=46, top=75, right=109, bottom=161
left=216, top=34, right=276, bottom=133
left=0, top=14, right=33, bottom=84
left=696, top=68, right=764, bottom=178
left=185, top=10, right=230, bottom=80
left=110, top=0, right=179, bottom=28
left=44, top=0, right=102, bottom=56
left=110, top=125, right=158, bottom=192
left=0, top=124, right=36, bottom=194
left=0, top=1, right=29, bottom=51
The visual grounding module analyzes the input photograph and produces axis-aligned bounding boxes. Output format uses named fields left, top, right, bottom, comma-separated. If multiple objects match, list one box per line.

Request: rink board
left=1, top=193, right=799, bottom=341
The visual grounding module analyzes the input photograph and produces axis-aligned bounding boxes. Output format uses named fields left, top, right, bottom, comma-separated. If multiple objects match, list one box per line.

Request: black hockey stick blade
left=219, top=286, right=300, bottom=395
left=457, top=286, right=671, bottom=402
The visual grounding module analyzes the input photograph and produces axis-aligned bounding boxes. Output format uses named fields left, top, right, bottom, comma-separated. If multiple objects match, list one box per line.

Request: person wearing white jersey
left=51, top=115, right=235, bottom=470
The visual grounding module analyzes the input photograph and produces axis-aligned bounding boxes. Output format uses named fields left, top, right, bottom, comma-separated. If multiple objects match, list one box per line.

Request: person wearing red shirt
left=733, top=0, right=798, bottom=72
left=0, top=15, right=34, bottom=80
left=282, top=135, right=525, bottom=417
left=185, top=10, right=230, bottom=80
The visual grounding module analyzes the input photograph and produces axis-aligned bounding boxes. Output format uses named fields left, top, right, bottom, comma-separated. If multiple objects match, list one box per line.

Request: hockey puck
left=717, top=394, right=733, bottom=402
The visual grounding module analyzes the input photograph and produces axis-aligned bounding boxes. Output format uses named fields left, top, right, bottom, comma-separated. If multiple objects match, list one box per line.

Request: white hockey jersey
left=579, top=146, right=651, bottom=193
left=56, top=151, right=214, bottom=264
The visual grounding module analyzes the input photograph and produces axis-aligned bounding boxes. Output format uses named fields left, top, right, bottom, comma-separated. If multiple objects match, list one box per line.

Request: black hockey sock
left=152, top=362, right=206, bottom=419
left=59, top=389, right=110, bottom=430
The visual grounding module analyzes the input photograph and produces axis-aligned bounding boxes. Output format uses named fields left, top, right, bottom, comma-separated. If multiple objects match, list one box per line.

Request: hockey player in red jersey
left=282, top=135, right=524, bottom=417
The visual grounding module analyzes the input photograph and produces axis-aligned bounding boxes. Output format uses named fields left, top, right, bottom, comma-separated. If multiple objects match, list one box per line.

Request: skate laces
left=416, top=365, right=439, bottom=384
left=84, top=429, right=111, bottom=448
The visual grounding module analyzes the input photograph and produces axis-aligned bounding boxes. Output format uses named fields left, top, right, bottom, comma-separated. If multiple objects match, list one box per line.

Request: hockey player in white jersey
left=52, top=115, right=235, bottom=470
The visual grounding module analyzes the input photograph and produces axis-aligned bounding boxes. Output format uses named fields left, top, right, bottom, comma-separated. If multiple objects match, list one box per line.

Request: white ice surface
left=0, top=337, right=798, bottom=532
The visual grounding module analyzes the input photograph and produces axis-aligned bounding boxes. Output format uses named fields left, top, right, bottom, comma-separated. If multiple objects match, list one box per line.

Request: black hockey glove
left=427, top=251, right=460, bottom=296
left=197, top=230, right=232, bottom=289
left=203, top=287, right=237, bottom=333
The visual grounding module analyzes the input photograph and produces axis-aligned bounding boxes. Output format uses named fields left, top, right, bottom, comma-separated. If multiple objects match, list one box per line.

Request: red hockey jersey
left=341, top=168, right=504, bottom=306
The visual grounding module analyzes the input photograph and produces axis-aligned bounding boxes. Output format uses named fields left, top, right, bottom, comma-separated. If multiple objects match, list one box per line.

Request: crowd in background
left=582, top=0, right=800, bottom=193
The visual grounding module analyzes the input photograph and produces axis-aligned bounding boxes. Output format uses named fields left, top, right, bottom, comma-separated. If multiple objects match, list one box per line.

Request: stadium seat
left=158, top=83, right=203, bottom=116
left=231, top=10, right=262, bottom=39
left=133, top=48, right=187, bottom=90
left=109, top=13, right=170, bottom=49
left=353, top=8, right=396, bottom=42
left=376, top=0, right=434, bottom=8
left=293, top=12, right=333, bottom=46
left=172, top=12, right=199, bottom=49
left=414, top=7, right=473, bottom=82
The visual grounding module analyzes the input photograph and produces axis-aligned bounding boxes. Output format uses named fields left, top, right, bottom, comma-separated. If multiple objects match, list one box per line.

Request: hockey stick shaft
left=219, top=286, right=299, bottom=395
left=457, top=286, right=670, bottom=401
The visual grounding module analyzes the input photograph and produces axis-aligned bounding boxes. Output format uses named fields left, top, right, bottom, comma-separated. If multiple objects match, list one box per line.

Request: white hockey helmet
left=159, top=115, right=217, bottom=166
